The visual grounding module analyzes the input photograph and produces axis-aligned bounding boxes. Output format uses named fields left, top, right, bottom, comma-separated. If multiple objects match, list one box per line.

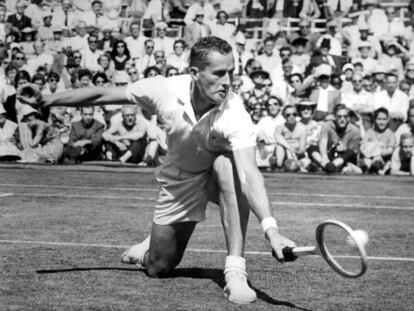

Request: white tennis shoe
left=224, top=269, right=257, bottom=304
left=120, top=236, right=150, bottom=268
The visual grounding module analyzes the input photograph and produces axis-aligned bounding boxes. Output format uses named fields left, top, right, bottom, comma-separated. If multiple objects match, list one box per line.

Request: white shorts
left=153, top=162, right=218, bottom=225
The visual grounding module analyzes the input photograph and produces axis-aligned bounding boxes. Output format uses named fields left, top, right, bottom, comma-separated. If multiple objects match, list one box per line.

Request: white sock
left=224, top=255, right=246, bottom=275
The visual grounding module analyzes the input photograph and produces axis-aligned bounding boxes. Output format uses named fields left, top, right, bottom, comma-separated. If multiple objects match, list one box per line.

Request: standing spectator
left=183, top=9, right=211, bottom=48
left=25, top=0, right=44, bottom=29
left=136, top=39, right=156, bottom=77
left=242, top=69, right=271, bottom=124
left=390, top=133, right=414, bottom=175
left=291, top=37, right=310, bottom=76
left=374, top=73, right=409, bottom=132
left=103, top=105, right=148, bottom=163
left=360, top=107, right=396, bottom=174
left=379, top=41, right=406, bottom=80
left=110, top=40, right=131, bottom=71
left=38, top=10, right=54, bottom=42
left=341, top=71, right=374, bottom=130
left=320, top=104, right=361, bottom=174
left=63, top=106, right=104, bottom=163
left=124, top=20, right=147, bottom=61
left=210, top=11, right=237, bottom=45
left=309, top=65, right=341, bottom=121
left=153, top=22, right=175, bottom=58
left=7, top=1, right=32, bottom=40
left=81, top=34, right=104, bottom=73
left=141, top=0, right=170, bottom=32
left=166, top=39, right=189, bottom=73
left=274, top=105, right=307, bottom=171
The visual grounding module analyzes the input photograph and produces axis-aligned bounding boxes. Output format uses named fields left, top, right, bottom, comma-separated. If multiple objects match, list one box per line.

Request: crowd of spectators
left=0, top=0, right=414, bottom=175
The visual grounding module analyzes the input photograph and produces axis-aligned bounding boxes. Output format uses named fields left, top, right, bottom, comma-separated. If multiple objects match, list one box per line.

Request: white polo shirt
left=126, top=74, right=256, bottom=174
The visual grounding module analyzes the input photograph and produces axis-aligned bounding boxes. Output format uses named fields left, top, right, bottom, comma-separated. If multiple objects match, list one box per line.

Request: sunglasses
left=264, top=83, right=272, bottom=87
left=49, top=78, right=57, bottom=82
left=251, top=67, right=262, bottom=70
left=74, top=56, right=82, bottom=59
left=336, top=114, right=348, bottom=119
left=14, top=57, right=25, bottom=60
left=285, top=113, right=297, bottom=117
left=146, top=46, right=154, bottom=49
left=128, top=71, right=138, bottom=75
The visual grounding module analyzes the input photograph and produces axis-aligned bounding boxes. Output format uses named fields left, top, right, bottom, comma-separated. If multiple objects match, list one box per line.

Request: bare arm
left=232, top=146, right=296, bottom=260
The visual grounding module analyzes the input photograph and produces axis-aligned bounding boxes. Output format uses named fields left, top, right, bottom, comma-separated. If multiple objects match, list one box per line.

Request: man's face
left=218, top=13, right=227, bottom=25
left=264, top=40, right=274, bottom=56
left=154, top=51, right=165, bottom=65
left=385, top=76, right=398, bottom=94
left=127, top=67, right=139, bottom=82
left=400, top=82, right=410, bottom=95
left=88, top=37, right=98, bottom=51
left=78, top=25, right=87, bottom=37
left=145, top=42, right=154, bottom=55
left=34, top=42, right=44, bottom=55
left=123, top=111, right=136, bottom=127
left=62, top=0, right=71, bottom=12
left=284, top=107, right=297, bottom=125
left=406, top=65, right=414, bottom=79
left=321, top=46, right=330, bottom=56
left=385, top=8, right=395, bottom=22
left=352, top=75, right=363, bottom=92
left=359, top=29, right=368, bottom=40
left=299, top=22, right=310, bottom=35
left=80, top=76, right=91, bottom=87
left=13, top=53, right=25, bottom=68
left=375, top=112, right=389, bottom=131
left=73, top=52, right=82, bottom=65
left=289, top=75, right=301, bottom=90
left=0, top=10, right=6, bottom=22
left=16, top=3, right=26, bottom=14
left=157, top=27, right=167, bottom=38
left=362, top=78, right=373, bottom=92
left=194, top=51, right=234, bottom=106
left=81, top=108, right=94, bottom=126
left=33, top=79, right=44, bottom=90
left=401, top=138, right=414, bottom=158
left=0, top=113, right=6, bottom=126
left=299, top=105, right=313, bottom=119
left=131, top=24, right=140, bottom=37
left=280, top=49, right=291, bottom=61
left=335, top=109, right=350, bottom=129
left=53, top=32, right=62, bottom=40
left=267, top=99, right=281, bottom=117
left=92, top=2, right=102, bottom=15
left=359, top=47, right=370, bottom=58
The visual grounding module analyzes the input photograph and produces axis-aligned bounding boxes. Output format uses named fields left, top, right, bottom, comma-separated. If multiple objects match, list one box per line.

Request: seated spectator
left=52, top=0, right=80, bottom=30
left=340, top=63, right=354, bottom=93
left=142, top=0, right=171, bottom=32
left=315, top=20, right=343, bottom=57
left=352, top=41, right=378, bottom=76
left=97, top=53, right=115, bottom=81
left=19, top=28, right=36, bottom=59
left=153, top=22, right=175, bottom=58
left=7, top=1, right=32, bottom=41
left=242, top=69, right=272, bottom=124
left=395, top=106, right=414, bottom=146
left=136, top=39, right=156, bottom=78
left=63, top=106, right=104, bottom=163
left=372, top=66, right=387, bottom=93
left=289, top=18, right=320, bottom=54
left=399, top=80, right=411, bottom=97
left=184, top=0, right=216, bottom=26
left=374, top=73, right=409, bottom=132
left=165, top=66, right=179, bottom=77
left=183, top=9, right=212, bottom=48
left=166, top=39, right=189, bottom=74
left=357, top=0, right=387, bottom=40
left=80, top=0, right=105, bottom=28
left=379, top=41, right=406, bottom=80
left=320, top=104, right=361, bottom=174
left=390, top=133, right=414, bottom=175
left=309, top=65, right=341, bottom=121
left=0, top=103, right=21, bottom=161
left=103, top=105, right=148, bottom=163
left=360, top=107, right=396, bottom=174
left=43, top=71, right=65, bottom=95
left=210, top=10, right=237, bottom=45
left=273, top=105, right=307, bottom=171
left=308, top=38, right=342, bottom=76
left=26, top=41, right=54, bottom=76
left=110, top=40, right=131, bottom=71
left=60, top=57, right=80, bottom=90
left=217, top=0, right=243, bottom=18
left=380, top=6, right=405, bottom=43
left=45, top=25, right=66, bottom=55
left=127, top=66, right=140, bottom=83
left=256, top=38, right=281, bottom=75
left=78, top=68, right=93, bottom=88
left=38, top=10, right=54, bottom=42
left=231, top=75, right=243, bottom=95
left=124, top=20, right=146, bottom=61
left=349, top=22, right=382, bottom=59
left=341, top=71, right=374, bottom=130
left=298, top=100, right=323, bottom=171
left=81, top=34, right=104, bottom=73
left=98, top=28, right=116, bottom=53
left=291, top=37, right=310, bottom=76
left=143, top=66, right=161, bottom=78
left=153, top=50, right=168, bottom=76
left=19, top=104, right=63, bottom=163
left=255, top=96, right=284, bottom=168
left=239, top=58, right=260, bottom=93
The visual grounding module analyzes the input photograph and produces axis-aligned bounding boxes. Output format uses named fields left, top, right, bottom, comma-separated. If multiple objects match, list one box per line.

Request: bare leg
left=275, top=145, right=286, bottom=168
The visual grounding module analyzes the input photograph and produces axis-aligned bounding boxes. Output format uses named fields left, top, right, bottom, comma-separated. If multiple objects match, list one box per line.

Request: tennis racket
left=281, top=220, right=368, bottom=278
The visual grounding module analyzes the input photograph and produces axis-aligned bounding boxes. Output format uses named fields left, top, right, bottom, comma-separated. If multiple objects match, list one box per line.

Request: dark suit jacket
left=307, top=54, right=343, bottom=76
left=97, top=38, right=116, bottom=51
left=7, top=14, right=32, bottom=30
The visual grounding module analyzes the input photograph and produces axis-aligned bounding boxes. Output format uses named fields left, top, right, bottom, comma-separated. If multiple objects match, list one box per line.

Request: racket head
left=316, top=220, right=368, bottom=278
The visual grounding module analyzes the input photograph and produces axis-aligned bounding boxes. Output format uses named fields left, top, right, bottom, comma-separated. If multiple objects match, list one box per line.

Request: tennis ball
left=346, top=229, right=369, bottom=248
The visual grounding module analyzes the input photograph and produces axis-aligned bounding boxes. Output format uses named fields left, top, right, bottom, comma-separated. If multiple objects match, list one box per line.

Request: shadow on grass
left=36, top=267, right=311, bottom=310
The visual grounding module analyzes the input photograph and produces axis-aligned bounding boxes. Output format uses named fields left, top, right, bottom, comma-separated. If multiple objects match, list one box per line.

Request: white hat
left=314, top=64, right=332, bottom=77
left=342, top=63, right=355, bottom=72
left=357, top=41, right=371, bottom=50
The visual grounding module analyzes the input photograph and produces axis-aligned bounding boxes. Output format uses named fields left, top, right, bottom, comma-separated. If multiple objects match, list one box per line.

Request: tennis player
left=18, top=37, right=296, bottom=304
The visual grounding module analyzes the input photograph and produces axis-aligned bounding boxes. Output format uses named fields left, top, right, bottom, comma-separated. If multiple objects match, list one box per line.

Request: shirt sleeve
left=125, top=76, right=172, bottom=116
left=224, top=99, right=257, bottom=150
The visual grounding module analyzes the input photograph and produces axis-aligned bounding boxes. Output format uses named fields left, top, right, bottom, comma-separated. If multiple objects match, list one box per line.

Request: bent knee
left=145, top=258, right=179, bottom=278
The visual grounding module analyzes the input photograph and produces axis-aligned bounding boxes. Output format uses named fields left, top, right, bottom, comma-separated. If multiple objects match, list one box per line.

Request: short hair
left=266, top=95, right=283, bottom=107
left=48, top=71, right=60, bottom=82
left=282, top=104, right=296, bottom=117
left=5, top=63, right=18, bottom=75
left=165, top=66, right=179, bottom=76
left=289, top=73, right=303, bottom=83
left=88, top=34, right=98, bottom=42
left=92, top=72, right=109, bottom=85
left=31, top=73, right=46, bottom=84
left=189, top=36, right=232, bottom=70
left=81, top=106, right=94, bottom=113
left=144, top=39, right=154, bottom=46
left=333, top=103, right=349, bottom=116
left=14, top=70, right=31, bottom=87
left=173, top=39, right=186, bottom=50
left=279, top=46, right=292, bottom=54
left=216, top=10, right=228, bottom=19
left=263, top=37, right=274, bottom=45
left=143, top=66, right=161, bottom=78
left=78, top=68, right=92, bottom=80
left=373, top=107, right=389, bottom=119
left=129, top=20, right=140, bottom=30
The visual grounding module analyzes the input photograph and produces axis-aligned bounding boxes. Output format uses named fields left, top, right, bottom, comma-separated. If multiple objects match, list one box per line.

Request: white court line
left=0, top=193, right=14, bottom=198
left=1, top=183, right=413, bottom=201
left=0, top=239, right=413, bottom=262
left=3, top=192, right=414, bottom=211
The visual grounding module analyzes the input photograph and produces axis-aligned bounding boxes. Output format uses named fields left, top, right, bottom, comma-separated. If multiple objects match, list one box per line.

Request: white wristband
left=261, top=217, right=278, bottom=234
